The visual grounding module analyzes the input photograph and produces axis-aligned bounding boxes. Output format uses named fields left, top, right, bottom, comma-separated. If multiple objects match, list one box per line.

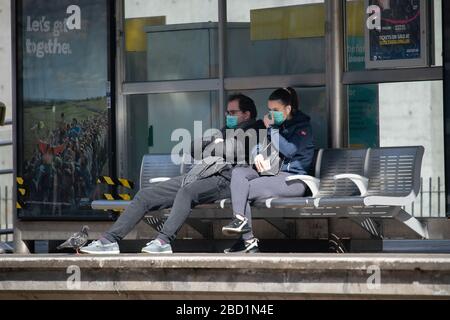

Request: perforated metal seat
left=363, top=146, right=424, bottom=206
left=267, top=148, right=367, bottom=209
left=314, top=146, right=428, bottom=239
left=317, top=196, right=365, bottom=207
left=140, top=154, right=192, bottom=189
left=317, top=147, right=424, bottom=208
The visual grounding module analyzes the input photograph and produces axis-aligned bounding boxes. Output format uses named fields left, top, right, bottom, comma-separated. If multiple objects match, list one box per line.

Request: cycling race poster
left=17, top=0, right=114, bottom=219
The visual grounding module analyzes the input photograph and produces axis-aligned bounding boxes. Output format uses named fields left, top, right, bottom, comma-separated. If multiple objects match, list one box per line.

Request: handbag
left=257, top=139, right=284, bottom=176
left=182, top=156, right=230, bottom=187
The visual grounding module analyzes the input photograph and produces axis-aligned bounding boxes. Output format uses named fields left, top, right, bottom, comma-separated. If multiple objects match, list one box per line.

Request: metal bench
left=92, top=146, right=428, bottom=240
left=92, top=154, right=191, bottom=211
left=315, top=146, right=427, bottom=239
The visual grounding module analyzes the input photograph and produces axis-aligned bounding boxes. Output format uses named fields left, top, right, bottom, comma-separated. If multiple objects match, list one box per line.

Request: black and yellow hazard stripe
left=103, top=193, right=133, bottom=213
left=16, top=199, right=25, bottom=210
left=118, top=178, right=134, bottom=190
left=16, top=177, right=27, bottom=209
left=117, top=194, right=132, bottom=201
left=103, top=193, right=132, bottom=201
left=103, top=193, right=115, bottom=201
left=97, top=176, right=135, bottom=190
left=18, top=188, right=27, bottom=197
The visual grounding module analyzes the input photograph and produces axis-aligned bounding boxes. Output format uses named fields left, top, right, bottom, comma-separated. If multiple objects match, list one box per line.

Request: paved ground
left=1, top=254, right=449, bottom=299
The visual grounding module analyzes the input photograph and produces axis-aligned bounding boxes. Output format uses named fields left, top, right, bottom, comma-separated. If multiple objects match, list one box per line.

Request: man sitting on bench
left=81, top=94, right=265, bottom=254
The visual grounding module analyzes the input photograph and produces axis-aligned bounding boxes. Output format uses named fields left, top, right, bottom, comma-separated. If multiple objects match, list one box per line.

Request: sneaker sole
left=141, top=249, right=173, bottom=254
left=222, top=227, right=251, bottom=236
left=79, top=250, right=120, bottom=255
left=224, top=248, right=260, bottom=254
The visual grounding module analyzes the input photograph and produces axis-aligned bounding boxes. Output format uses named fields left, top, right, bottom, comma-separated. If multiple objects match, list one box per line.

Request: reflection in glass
left=126, top=92, right=216, bottom=185
left=226, top=0, right=326, bottom=77
left=124, top=0, right=219, bottom=82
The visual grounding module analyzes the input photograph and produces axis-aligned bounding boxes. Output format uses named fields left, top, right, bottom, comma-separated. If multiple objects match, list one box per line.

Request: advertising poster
left=18, top=0, right=113, bottom=219
left=365, top=0, right=428, bottom=68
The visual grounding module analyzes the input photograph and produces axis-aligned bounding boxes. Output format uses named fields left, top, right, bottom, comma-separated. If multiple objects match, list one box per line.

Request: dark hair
left=269, top=87, right=299, bottom=114
left=228, top=93, right=258, bottom=120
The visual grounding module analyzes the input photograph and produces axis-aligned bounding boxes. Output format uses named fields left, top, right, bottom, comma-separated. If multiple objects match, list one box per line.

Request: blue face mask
left=226, top=116, right=239, bottom=129
left=272, top=111, right=286, bottom=126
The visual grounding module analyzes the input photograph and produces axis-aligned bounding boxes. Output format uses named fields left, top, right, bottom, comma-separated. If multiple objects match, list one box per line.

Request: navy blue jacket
left=268, top=111, right=315, bottom=175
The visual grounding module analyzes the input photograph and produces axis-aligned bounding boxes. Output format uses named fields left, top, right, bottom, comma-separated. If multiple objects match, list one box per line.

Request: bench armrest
left=286, top=175, right=320, bottom=197
left=149, top=177, right=172, bottom=184
left=334, top=174, right=369, bottom=196
left=92, top=200, right=131, bottom=211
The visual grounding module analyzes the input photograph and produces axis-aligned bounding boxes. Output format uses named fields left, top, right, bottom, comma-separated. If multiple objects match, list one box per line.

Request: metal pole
left=218, top=0, right=227, bottom=128
left=5, top=186, right=8, bottom=242
left=115, top=0, right=128, bottom=179
left=325, top=0, right=347, bottom=240
left=0, top=187, right=3, bottom=243
left=429, top=177, right=432, bottom=217
left=11, top=0, right=29, bottom=254
left=326, top=0, right=348, bottom=149
left=438, top=176, right=441, bottom=216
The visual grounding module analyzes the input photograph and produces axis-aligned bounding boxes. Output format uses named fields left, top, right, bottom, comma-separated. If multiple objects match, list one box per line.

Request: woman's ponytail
left=269, top=87, right=299, bottom=115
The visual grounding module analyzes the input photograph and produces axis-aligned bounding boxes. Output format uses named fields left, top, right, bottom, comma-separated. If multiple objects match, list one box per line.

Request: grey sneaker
left=80, top=240, right=120, bottom=255
left=141, top=239, right=173, bottom=254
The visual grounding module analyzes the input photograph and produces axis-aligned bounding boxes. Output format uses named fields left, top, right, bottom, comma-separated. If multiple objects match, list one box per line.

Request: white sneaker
left=80, top=240, right=120, bottom=255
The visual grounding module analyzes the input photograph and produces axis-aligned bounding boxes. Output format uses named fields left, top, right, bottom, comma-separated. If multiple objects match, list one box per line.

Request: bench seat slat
left=317, top=197, right=365, bottom=207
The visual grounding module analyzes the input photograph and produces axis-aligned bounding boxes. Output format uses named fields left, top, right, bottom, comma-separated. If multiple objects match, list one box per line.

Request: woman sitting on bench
left=222, top=87, right=315, bottom=253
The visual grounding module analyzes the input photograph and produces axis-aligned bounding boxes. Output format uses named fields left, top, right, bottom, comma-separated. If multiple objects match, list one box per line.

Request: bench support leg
left=393, top=208, right=429, bottom=239
left=350, top=217, right=383, bottom=239
left=265, top=219, right=297, bottom=239
left=143, top=217, right=166, bottom=233
left=144, top=214, right=214, bottom=239
left=185, top=219, right=214, bottom=239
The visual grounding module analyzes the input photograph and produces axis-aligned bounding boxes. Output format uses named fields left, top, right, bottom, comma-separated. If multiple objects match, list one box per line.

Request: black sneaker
left=224, top=238, right=260, bottom=254
left=222, top=217, right=251, bottom=236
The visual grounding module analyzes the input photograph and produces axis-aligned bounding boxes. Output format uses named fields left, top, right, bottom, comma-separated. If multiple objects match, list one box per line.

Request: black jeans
left=104, top=174, right=231, bottom=244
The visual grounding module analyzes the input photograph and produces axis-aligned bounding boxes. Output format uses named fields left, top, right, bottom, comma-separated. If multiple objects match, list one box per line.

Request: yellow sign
left=125, top=16, right=166, bottom=52
left=346, top=0, right=365, bottom=37
left=250, top=1, right=365, bottom=41
left=251, top=4, right=325, bottom=41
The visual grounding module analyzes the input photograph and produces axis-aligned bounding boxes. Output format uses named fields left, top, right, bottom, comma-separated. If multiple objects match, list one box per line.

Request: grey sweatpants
left=230, top=166, right=306, bottom=240
left=104, top=174, right=231, bottom=244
